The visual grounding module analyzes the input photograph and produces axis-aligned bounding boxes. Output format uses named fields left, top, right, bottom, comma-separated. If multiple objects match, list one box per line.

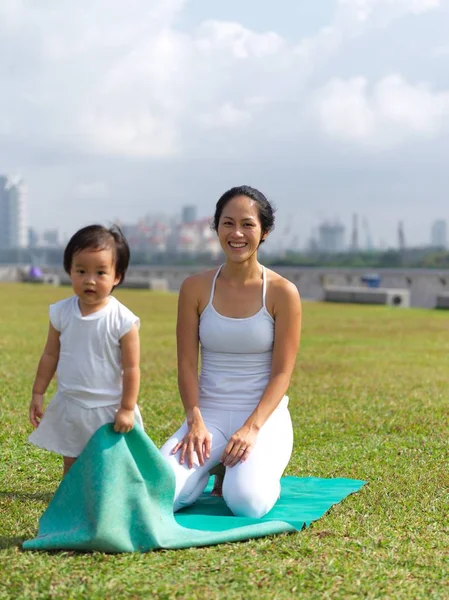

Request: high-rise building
left=430, top=219, right=447, bottom=248
left=182, top=205, right=197, bottom=224
left=42, top=229, right=60, bottom=247
left=317, top=221, right=345, bottom=253
left=0, top=175, right=27, bottom=249
left=28, top=227, right=39, bottom=248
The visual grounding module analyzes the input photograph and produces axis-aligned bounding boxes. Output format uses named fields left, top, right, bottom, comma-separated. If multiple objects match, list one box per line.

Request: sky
left=1, top=0, right=448, bottom=251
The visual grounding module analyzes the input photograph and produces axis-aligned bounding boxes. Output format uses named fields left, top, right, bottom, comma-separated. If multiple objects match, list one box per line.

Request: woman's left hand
left=221, top=425, right=258, bottom=467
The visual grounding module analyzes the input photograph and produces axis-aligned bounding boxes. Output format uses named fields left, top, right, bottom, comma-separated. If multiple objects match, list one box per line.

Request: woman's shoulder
left=179, top=268, right=221, bottom=314
left=265, top=268, right=300, bottom=301
left=180, top=267, right=220, bottom=296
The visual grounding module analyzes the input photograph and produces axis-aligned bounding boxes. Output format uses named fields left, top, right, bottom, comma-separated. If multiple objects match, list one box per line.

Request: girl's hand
left=172, top=420, right=211, bottom=468
left=29, top=394, right=44, bottom=428
left=114, top=408, right=135, bottom=434
left=221, top=425, right=258, bottom=468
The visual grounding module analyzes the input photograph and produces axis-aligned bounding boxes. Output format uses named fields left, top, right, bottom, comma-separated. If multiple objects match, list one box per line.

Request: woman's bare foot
left=211, top=473, right=224, bottom=497
left=209, top=463, right=225, bottom=497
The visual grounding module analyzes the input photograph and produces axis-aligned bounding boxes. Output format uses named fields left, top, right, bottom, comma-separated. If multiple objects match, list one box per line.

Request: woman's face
left=217, top=195, right=267, bottom=263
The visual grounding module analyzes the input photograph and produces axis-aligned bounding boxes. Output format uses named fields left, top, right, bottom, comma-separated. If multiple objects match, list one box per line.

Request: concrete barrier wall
left=0, top=266, right=22, bottom=282
left=323, top=285, right=410, bottom=307
left=2, top=264, right=449, bottom=309
left=273, top=267, right=449, bottom=309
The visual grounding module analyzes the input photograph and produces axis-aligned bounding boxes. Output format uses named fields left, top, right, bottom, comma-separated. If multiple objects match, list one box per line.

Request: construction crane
left=398, top=221, right=405, bottom=251
left=351, top=213, right=359, bottom=252
left=362, top=218, right=373, bottom=250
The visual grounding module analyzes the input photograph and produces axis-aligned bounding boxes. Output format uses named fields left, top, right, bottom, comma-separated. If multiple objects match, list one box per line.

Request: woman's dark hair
left=213, top=185, right=275, bottom=243
left=63, top=224, right=130, bottom=285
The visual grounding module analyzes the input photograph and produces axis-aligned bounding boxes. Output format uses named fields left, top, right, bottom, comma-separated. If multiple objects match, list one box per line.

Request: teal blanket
left=23, top=425, right=365, bottom=553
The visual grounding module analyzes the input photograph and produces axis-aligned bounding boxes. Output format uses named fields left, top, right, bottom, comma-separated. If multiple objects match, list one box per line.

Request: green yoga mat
left=23, top=424, right=366, bottom=553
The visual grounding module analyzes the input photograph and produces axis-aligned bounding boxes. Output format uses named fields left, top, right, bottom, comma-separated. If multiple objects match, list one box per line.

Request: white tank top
left=198, top=265, right=275, bottom=411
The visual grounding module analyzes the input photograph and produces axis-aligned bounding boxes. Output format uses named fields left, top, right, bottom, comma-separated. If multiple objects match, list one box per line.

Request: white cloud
left=0, top=3, right=290, bottom=159
left=0, top=1, right=189, bottom=158
left=77, top=28, right=189, bottom=157
left=313, top=74, right=449, bottom=145
left=0, top=0, right=446, bottom=165
left=292, top=0, right=442, bottom=90
left=199, top=102, right=251, bottom=128
left=314, top=77, right=376, bottom=141
left=0, top=1, right=447, bottom=248
left=196, top=21, right=285, bottom=59
left=338, top=0, right=441, bottom=24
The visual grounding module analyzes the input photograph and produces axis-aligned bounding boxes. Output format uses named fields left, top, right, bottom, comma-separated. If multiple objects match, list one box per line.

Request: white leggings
left=160, top=400, right=293, bottom=519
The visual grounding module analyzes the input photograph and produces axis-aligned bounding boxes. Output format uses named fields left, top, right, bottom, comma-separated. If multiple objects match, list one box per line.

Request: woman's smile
left=228, top=241, right=248, bottom=249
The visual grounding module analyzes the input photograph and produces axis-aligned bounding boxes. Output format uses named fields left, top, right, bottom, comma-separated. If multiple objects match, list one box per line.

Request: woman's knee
left=159, top=450, right=208, bottom=511
left=222, top=481, right=280, bottom=519
left=173, top=471, right=211, bottom=512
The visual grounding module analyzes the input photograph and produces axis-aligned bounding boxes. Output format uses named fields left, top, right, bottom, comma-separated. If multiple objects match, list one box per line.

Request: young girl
left=28, top=224, right=143, bottom=476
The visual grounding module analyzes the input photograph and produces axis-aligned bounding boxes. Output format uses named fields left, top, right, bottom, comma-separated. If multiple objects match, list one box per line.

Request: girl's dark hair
left=63, top=224, right=130, bottom=285
left=213, top=185, right=275, bottom=243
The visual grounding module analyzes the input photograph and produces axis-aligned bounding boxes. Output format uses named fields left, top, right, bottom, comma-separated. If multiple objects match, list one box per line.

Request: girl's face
left=70, top=247, right=120, bottom=312
left=217, top=195, right=267, bottom=264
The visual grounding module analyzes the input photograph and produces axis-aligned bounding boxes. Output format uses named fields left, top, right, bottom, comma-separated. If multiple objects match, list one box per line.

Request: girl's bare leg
left=63, top=456, right=77, bottom=477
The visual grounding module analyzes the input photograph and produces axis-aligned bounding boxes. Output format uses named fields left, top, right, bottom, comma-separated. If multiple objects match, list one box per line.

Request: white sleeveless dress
left=28, top=295, right=143, bottom=457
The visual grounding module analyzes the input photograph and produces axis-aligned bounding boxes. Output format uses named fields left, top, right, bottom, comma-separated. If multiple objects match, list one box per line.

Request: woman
left=160, top=186, right=301, bottom=518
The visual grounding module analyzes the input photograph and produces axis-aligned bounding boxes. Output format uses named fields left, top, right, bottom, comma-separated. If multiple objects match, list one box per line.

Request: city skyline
left=20, top=186, right=449, bottom=254
left=1, top=1, right=448, bottom=249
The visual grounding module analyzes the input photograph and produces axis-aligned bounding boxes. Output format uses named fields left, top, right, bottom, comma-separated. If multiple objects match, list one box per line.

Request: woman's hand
left=172, top=420, right=211, bottom=468
left=221, top=425, right=259, bottom=468
left=29, top=393, right=44, bottom=428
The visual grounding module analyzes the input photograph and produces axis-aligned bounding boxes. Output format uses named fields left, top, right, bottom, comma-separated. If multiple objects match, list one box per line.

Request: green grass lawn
left=0, top=283, right=448, bottom=600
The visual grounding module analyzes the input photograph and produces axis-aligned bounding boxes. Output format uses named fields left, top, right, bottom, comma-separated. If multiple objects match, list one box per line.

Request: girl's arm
left=29, top=323, right=61, bottom=428
left=114, top=324, right=140, bottom=433
left=171, top=276, right=211, bottom=468
left=222, top=279, right=302, bottom=467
